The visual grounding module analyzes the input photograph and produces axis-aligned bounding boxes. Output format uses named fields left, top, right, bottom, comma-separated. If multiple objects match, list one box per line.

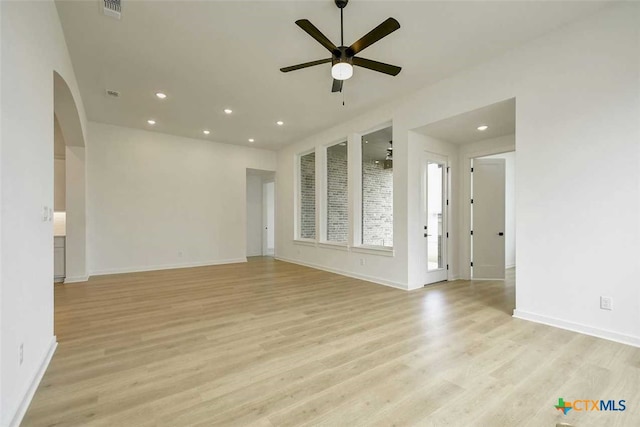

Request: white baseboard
left=90, top=258, right=247, bottom=277
left=9, top=337, right=58, bottom=427
left=275, top=256, right=407, bottom=290
left=513, top=309, right=640, bottom=348
left=63, top=275, right=89, bottom=284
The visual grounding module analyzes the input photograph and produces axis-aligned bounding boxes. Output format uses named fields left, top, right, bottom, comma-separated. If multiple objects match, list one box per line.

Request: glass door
left=424, top=154, right=448, bottom=284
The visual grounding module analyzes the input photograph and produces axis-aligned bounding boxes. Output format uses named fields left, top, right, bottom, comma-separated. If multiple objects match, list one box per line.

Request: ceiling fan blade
left=280, top=58, right=332, bottom=73
left=295, top=19, right=338, bottom=53
left=347, top=18, right=400, bottom=57
left=332, top=79, right=343, bottom=93
left=353, top=57, right=401, bottom=76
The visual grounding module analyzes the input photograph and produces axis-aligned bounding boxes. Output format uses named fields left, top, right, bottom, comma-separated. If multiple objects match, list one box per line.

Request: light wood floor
left=23, top=258, right=639, bottom=426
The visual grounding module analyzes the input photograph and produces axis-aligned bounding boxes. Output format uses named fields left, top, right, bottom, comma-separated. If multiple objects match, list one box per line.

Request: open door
left=472, top=158, right=506, bottom=279
left=423, top=153, right=448, bottom=285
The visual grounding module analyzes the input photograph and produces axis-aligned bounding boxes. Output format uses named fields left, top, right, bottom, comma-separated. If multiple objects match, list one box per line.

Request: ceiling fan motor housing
left=332, top=47, right=352, bottom=66
left=335, top=0, right=349, bottom=9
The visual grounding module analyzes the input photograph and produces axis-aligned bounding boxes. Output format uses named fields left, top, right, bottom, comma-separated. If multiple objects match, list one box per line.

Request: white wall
left=53, top=117, right=66, bottom=212
left=404, top=6, right=639, bottom=346
left=277, top=4, right=640, bottom=345
left=276, top=116, right=409, bottom=290
left=0, top=1, right=88, bottom=426
left=54, top=159, right=66, bottom=211
left=482, top=150, right=516, bottom=269
left=65, top=145, right=87, bottom=282
left=246, top=174, right=263, bottom=257
left=87, top=122, right=276, bottom=275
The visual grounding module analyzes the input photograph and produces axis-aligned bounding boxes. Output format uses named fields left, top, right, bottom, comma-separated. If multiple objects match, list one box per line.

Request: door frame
left=422, top=151, right=450, bottom=285
left=262, top=179, right=275, bottom=256
left=460, top=145, right=515, bottom=280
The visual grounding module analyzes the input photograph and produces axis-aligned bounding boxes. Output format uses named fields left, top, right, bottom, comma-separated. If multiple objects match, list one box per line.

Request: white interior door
left=472, top=158, right=506, bottom=279
left=424, top=154, right=448, bottom=284
left=262, top=181, right=275, bottom=256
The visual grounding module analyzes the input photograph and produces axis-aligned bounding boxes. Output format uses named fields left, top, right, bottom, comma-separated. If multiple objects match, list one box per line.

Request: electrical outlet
left=42, top=206, right=49, bottom=222
left=600, top=296, right=613, bottom=311
left=360, top=258, right=365, bottom=266
left=19, top=343, right=24, bottom=365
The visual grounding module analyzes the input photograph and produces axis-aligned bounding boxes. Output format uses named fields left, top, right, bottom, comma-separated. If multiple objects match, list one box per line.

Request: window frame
left=295, top=148, right=318, bottom=242
left=355, top=122, right=394, bottom=250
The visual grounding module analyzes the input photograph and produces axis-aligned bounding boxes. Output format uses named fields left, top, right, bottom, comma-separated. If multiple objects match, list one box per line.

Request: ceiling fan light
left=332, top=62, right=353, bottom=80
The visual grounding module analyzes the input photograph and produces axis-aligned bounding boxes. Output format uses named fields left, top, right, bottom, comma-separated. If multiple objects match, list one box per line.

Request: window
left=361, top=127, right=393, bottom=246
left=299, top=151, right=316, bottom=239
left=326, top=141, right=348, bottom=243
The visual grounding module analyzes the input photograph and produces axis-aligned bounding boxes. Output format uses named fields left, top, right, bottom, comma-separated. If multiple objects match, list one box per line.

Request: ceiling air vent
left=105, top=89, right=120, bottom=98
left=102, top=0, right=121, bottom=19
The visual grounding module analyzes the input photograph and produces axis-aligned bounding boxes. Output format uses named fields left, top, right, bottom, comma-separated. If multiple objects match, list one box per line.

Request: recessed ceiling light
left=276, top=121, right=284, bottom=126
left=147, top=119, right=156, bottom=125
left=224, top=109, right=233, bottom=114
left=203, top=130, right=210, bottom=135
left=477, top=125, right=489, bottom=131
left=155, top=92, right=167, bottom=99
left=248, top=138, right=255, bottom=143
left=365, top=140, right=369, bottom=143
left=375, top=160, right=380, bottom=164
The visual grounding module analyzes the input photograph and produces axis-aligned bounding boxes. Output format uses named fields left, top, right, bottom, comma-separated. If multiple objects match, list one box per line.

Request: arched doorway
left=53, top=71, right=87, bottom=283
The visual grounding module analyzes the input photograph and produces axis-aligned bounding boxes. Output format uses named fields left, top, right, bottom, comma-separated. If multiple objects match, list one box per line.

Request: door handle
left=498, top=232, right=504, bottom=236
left=424, top=234, right=432, bottom=237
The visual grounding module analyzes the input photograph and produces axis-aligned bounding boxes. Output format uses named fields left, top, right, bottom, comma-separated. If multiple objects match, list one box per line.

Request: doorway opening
left=53, top=71, right=87, bottom=286
left=471, top=151, right=515, bottom=280
left=53, top=116, right=66, bottom=283
left=246, top=169, right=276, bottom=258
left=423, top=152, right=449, bottom=285
left=411, top=98, right=516, bottom=305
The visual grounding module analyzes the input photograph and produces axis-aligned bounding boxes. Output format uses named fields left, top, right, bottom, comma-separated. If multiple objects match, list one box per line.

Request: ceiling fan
left=280, top=0, right=401, bottom=93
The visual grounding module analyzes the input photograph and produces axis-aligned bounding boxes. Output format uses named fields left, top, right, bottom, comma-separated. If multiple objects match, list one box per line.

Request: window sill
left=351, top=245, right=395, bottom=257
left=293, top=239, right=317, bottom=247
left=318, top=242, right=349, bottom=251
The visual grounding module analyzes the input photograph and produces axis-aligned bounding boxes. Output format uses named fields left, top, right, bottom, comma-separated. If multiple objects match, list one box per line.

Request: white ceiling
left=55, top=1, right=612, bottom=150
left=417, top=98, right=515, bottom=144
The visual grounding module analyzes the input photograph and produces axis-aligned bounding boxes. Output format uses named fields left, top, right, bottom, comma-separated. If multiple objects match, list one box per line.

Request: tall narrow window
left=326, top=141, right=348, bottom=243
left=299, top=151, right=316, bottom=239
left=361, top=127, right=393, bottom=246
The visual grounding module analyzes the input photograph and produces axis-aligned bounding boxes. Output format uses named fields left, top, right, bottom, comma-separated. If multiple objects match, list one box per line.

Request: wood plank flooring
left=22, top=258, right=640, bottom=426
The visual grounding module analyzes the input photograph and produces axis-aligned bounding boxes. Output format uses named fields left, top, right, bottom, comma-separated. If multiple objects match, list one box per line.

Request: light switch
left=42, top=206, right=49, bottom=222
